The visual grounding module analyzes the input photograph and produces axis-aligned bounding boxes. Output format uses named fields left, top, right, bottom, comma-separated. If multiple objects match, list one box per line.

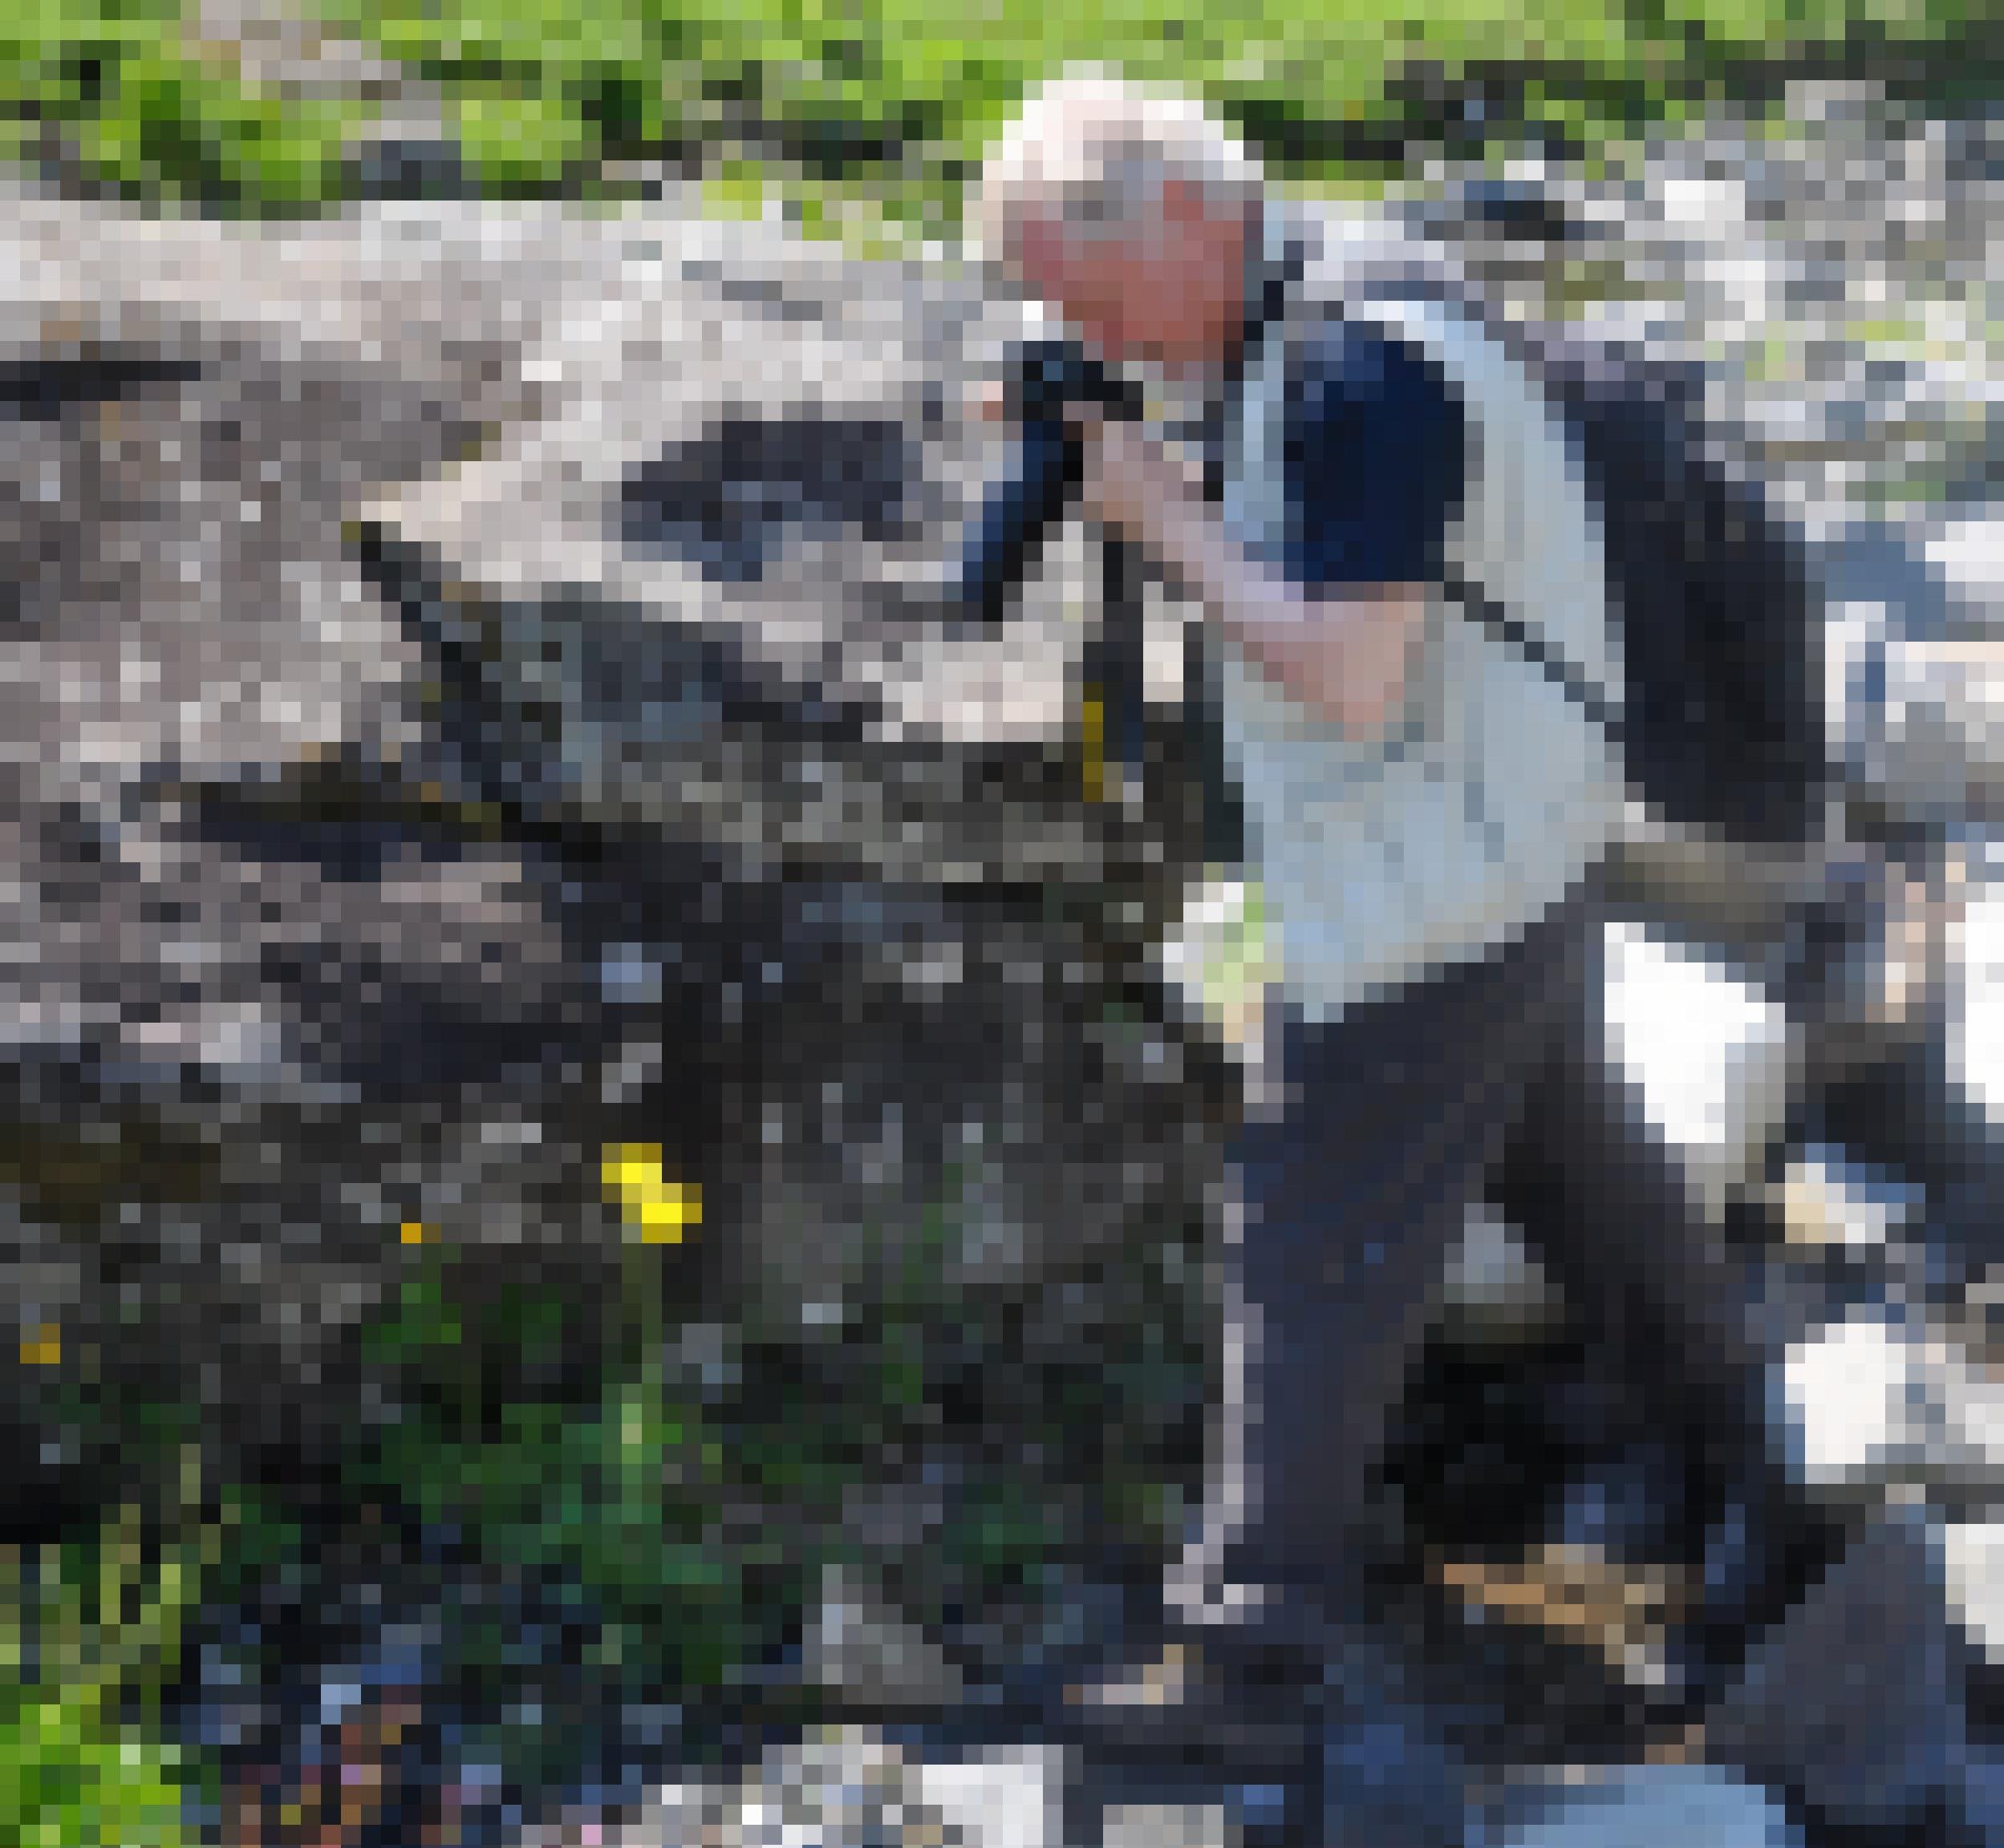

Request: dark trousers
left=1227, top=879, right=1779, bottom=1615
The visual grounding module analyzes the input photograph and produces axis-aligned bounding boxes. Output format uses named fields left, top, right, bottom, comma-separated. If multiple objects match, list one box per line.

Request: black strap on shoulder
left=1247, top=236, right=1625, bottom=743
left=1438, top=565, right=1625, bottom=736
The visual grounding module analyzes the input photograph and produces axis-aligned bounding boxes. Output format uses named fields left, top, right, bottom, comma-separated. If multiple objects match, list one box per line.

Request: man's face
left=1017, top=177, right=1251, bottom=375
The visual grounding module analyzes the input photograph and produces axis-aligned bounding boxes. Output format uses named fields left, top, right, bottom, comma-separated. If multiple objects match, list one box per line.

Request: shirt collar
left=1227, top=197, right=1311, bottom=389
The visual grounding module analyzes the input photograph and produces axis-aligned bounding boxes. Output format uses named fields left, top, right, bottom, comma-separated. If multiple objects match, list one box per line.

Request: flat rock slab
left=0, top=191, right=1088, bottom=832
left=0, top=191, right=575, bottom=813
left=359, top=213, right=1157, bottom=888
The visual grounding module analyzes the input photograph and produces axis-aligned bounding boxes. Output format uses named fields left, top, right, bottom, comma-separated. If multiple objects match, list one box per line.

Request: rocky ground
left=2, top=75, right=2001, bottom=1848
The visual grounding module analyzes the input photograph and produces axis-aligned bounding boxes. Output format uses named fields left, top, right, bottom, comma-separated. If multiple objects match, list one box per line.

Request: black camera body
left=999, top=338, right=1146, bottom=428
left=953, top=339, right=1144, bottom=625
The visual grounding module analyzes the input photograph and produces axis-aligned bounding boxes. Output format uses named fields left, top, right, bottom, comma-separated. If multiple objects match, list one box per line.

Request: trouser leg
left=1487, top=911, right=1782, bottom=1527
left=1222, top=886, right=1817, bottom=1627
left=1225, top=901, right=1585, bottom=1615
left=1487, top=906, right=1844, bottom=1702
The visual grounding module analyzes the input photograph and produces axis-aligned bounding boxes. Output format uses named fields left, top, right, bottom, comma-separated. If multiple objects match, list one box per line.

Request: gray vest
left=1213, top=205, right=1632, bottom=1019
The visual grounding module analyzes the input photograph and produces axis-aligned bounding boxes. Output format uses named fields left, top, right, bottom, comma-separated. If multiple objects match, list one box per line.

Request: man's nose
left=968, top=381, right=1010, bottom=424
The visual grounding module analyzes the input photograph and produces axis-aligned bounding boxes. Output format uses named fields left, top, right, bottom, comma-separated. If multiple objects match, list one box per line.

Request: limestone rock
left=0, top=190, right=1226, bottom=1522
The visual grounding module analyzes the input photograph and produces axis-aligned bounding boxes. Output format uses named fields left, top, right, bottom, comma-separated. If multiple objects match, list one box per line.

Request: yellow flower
left=19, top=1323, right=60, bottom=1366
left=400, top=1221, right=429, bottom=1246
left=602, top=1144, right=701, bottom=1245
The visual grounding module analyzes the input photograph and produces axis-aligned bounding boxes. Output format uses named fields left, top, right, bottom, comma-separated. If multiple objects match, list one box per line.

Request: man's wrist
left=1142, top=493, right=1254, bottom=618
left=1088, top=444, right=1422, bottom=737
left=1150, top=497, right=1310, bottom=645
left=1158, top=504, right=1427, bottom=738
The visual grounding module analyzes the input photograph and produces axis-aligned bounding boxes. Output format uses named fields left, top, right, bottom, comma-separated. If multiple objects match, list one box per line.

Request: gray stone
left=1600, top=917, right=1797, bottom=1221
left=1491, top=1765, right=1799, bottom=1848
left=1781, top=1307, right=2004, bottom=1502
left=1440, top=1205, right=1562, bottom=1339
left=803, top=1563, right=966, bottom=1710
left=0, top=192, right=569, bottom=817
left=1942, top=1520, right=2004, bottom=1666
left=566, top=1728, right=1059, bottom=1848
left=1706, top=1504, right=1974, bottom=1833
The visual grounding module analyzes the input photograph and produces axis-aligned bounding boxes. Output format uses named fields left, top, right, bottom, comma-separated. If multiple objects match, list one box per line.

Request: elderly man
left=966, top=75, right=1856, bottom=1846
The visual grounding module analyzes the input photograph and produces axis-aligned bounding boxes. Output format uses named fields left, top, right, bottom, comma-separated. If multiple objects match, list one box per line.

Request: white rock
left=1949, top=874, right=2004, bottom=1124
left=1942, top=1519, right=2004, bottom=1664
left=1600, top=921, right=1795, bottom=1218
left=1782, top=1313, right=1909, bottom=1491
left=911, top=1750, right=1060, bottom=1848
left=607, top=1729, right=1057, bottom=1848
left=1783, top=1309, right=2004, bottom=1498
left=1926, top=517, right=2004, bottom=610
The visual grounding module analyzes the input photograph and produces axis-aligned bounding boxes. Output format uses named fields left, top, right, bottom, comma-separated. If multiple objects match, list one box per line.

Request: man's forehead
left=1041, top=191, right=1252, bottom=260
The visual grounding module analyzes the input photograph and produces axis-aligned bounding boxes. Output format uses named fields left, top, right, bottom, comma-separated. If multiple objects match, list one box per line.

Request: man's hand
left=1070, top=413, right=1206, bottom=545
left=968, top=385, right=1198, bottom=542
left=965, top=379, right=1424, bottom=737
left=1071, top=411, right=1426, bottom=740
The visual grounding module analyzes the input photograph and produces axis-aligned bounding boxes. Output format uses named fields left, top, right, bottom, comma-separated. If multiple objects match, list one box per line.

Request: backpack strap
left=1336, top=289, right=1627, bottom=722
left=1437, top=565, right=1624, bottom=735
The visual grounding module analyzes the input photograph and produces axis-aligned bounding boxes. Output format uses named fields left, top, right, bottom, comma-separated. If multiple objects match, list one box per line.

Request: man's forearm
left=1142, top=495, right=1428, bottom=738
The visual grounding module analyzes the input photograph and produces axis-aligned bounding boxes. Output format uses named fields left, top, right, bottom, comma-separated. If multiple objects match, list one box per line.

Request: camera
left=998, top=338, right=1146, bottom=428
left=952, top=338, right=1144, bottom=624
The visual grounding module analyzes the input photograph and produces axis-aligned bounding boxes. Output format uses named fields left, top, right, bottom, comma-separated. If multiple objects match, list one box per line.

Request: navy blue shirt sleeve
left=1280, top=318, right=1469, bottom=590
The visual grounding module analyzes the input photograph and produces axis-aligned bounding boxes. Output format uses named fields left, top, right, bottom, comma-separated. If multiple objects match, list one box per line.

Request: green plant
left=329, top=1159, right=1198, bottom=1737
left=347, top=1226, right=793, bottom=1710
left=6, top=0, right=1999, bottom=217
left=0, top=1505, right=201, bottom=1848
left=2, top=0, right=359, bottom=209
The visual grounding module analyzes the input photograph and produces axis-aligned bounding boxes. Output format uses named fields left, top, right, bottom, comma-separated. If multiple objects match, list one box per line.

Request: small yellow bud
left=602, top=1144, right=701, bottom=1245
left=400, top=1222, right=428, bottom=1246
left=19, top=1324, right=60, bottom=1366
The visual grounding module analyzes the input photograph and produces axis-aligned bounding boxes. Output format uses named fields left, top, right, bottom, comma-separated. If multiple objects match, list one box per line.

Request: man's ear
left=1159, top=176, right=1207, bottom=225
left=1161, top=176, right=1243, bottom=234
left=1014, top=213, right=1070, bottom=294
left=1158, top=177, right=1250, bottom=269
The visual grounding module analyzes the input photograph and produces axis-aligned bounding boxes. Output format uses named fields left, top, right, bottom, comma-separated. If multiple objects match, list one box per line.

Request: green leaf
left=452, top=84, right=592, bottom=187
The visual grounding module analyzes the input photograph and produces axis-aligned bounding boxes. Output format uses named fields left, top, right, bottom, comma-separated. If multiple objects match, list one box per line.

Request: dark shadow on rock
left=0, top=354, right=208, bottom=422
left=619, top=411, right=920, bottom=584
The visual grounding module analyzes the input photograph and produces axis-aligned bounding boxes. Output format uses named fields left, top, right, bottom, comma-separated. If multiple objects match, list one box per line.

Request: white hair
left=970, top=69, right=1266, bottom=278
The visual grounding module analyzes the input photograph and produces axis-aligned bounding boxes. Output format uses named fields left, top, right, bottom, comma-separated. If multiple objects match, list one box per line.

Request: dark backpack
left=1526, top=326, right=1831, bottom=852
